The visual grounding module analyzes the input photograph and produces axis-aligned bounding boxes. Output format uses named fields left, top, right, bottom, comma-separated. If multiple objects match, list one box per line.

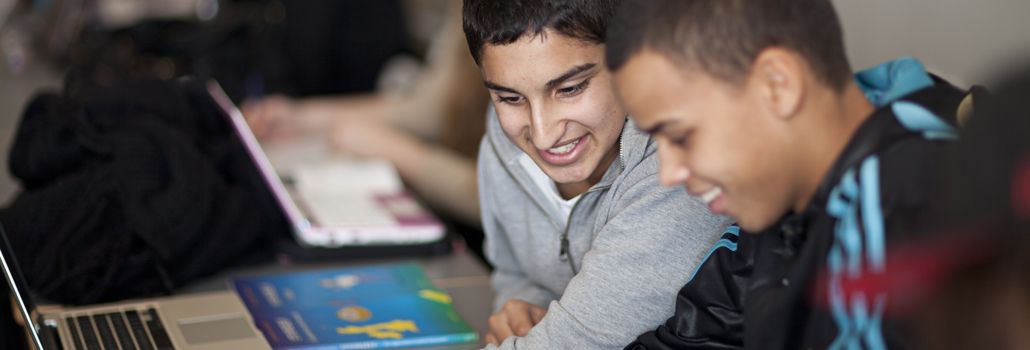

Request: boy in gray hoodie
left=463, top=0, right=732, bottom=348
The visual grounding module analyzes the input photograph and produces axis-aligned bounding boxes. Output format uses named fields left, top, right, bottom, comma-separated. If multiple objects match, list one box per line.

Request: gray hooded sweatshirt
left=478, top=107, right=732, bottom=349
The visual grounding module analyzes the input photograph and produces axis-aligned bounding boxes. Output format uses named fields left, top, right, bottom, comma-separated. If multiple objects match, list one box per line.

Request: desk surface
left=180, top=248, right=495, bottom=348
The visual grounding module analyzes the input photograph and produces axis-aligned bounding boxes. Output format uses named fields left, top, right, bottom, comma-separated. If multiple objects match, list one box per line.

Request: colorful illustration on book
left=320, top=274, right=361, bottom=290
left=337, top=320, right=419, bottom=339
left=337, top=305, right=373, bottom=322
left=232, top=263, right=477, bottom=348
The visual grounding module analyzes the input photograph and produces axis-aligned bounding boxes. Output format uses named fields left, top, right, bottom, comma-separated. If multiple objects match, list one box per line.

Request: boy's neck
left=556, top=142, right=620, bottom=200
left=793, top=82, right=876, bottom=213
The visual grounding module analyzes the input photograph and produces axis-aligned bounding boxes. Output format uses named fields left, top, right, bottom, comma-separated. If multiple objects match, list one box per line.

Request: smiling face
left=479, top=30, right=626, bottom=198
left=612, top=49, right=803, bottom=232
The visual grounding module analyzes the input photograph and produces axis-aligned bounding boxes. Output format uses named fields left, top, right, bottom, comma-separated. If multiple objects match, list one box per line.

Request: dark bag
left=0, top=78, right=289, bottom=305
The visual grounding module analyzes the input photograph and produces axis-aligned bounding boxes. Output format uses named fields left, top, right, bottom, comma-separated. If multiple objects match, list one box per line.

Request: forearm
left=397, top=141, right=480, bottom=227
left=372, top=132, right=480, bottom=227
left=288, top=94, right=386, bottom=135
left=489, top=269, right=558, bottom=311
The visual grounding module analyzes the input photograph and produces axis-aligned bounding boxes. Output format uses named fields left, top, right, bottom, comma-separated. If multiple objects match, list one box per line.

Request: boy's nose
left=529, top=104, right=564, bottom=150
left=657, top=138, right=691, bottom=187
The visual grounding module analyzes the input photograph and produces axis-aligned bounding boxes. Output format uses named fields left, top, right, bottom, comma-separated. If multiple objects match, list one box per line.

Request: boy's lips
left=699, top=187, right=726, bottom=214
left=538, top=135, right=588, bottom=166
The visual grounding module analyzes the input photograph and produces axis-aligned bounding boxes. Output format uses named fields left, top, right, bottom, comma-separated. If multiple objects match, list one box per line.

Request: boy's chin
left=736, top=215, right=780, bottom=233
left=545, top=170, right=592, bottom=186
left=538, top=160, right=594, bottom=183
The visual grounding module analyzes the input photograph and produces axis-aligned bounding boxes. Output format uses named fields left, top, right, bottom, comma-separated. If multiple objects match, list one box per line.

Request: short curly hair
left=606, top=0, right=853, bottom=91
left=463, top=0, right=620, bottom=65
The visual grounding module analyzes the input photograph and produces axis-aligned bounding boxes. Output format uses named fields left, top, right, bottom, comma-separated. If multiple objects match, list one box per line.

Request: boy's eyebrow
left=545, top=63, right=597, bottom=91
left=482, top=63, right=597, bottom=95
left=483, top=81, right=520, bottom=95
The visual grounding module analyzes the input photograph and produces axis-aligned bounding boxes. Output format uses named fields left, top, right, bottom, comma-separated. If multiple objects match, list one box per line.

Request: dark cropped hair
left=606, top=0, right=853, bottom=91
left=463, top=0, right=620, bottom=65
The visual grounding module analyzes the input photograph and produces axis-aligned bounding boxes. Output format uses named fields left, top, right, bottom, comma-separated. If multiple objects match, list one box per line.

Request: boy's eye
left=557, top=80, right=590, bottom=97
left=671, top=137, right=688, bottom=147
left=558, top=86, right=580, bottom=94
left=496, top=95, right=525, bottom=105
left=668, top=132, right=691, bottom=147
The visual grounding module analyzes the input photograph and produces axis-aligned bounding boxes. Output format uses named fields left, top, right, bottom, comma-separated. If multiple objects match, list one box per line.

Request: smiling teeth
left=700, top=187, right=723, bottom=205
left=548, top=138, right=580, bottom=154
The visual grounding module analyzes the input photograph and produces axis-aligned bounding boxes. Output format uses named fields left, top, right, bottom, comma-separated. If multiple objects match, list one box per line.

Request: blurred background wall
left=833, top=0, right=1030, bottom=87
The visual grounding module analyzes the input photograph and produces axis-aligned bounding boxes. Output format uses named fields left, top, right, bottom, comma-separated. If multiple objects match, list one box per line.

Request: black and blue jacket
left=625, top=58, right=968, bottom=350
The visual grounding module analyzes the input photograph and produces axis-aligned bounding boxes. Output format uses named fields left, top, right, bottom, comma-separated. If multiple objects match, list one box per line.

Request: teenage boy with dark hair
left=463, top=0, right=731, bottom=349
left=606, top=0, right=968, bottom=348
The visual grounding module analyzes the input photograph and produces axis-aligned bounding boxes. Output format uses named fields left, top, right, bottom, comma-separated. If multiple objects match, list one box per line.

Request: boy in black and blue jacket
left=604, top=0, right=968, bottom=348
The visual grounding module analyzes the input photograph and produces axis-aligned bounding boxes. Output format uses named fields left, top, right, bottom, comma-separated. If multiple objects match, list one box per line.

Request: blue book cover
left=232, top=263, right=477, bottom=349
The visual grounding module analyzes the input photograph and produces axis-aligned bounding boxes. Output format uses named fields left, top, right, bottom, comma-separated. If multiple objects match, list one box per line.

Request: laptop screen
left=206, top=81, right=311, bottom=234
left=0, top=224, right=46, bottom=349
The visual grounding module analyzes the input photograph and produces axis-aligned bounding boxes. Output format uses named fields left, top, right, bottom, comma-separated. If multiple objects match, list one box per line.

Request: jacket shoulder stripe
left=891, top=101, right=958, bottom=140
left=685, top=225, right=739, bottom=282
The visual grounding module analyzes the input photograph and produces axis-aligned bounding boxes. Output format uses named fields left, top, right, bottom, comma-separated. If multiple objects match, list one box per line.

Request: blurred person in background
left=911, top=64, right=1030, bottom=350
left=242, top=0, right=489, bottom=257
left=29, top=0, right=486, bottom=233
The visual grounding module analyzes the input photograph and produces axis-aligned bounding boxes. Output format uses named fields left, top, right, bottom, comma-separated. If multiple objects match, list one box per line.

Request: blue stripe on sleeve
left=685, top=225, right=740, bottom=282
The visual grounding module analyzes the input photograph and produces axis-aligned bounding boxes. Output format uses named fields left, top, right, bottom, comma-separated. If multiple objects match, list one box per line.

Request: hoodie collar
left=855, top=56, right=935, bottom=108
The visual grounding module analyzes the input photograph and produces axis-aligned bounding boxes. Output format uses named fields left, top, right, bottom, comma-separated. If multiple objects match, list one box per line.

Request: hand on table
left=485, top=299, right=547, bottom=346
left=241, top=94, right=303, bottom=141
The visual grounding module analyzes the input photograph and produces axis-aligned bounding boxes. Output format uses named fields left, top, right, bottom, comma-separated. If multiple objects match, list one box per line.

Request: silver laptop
left=206, top=81, right=446, bottom=248
left=0, top=224, right=270, bottom=350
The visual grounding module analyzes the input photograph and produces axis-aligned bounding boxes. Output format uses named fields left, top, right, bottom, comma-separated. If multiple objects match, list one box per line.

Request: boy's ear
left=751, top=48, right=805, bottom=121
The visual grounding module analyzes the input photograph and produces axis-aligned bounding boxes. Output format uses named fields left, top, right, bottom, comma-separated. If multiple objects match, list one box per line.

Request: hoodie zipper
left=559, top=134, right=626, bottom=274
left=558, top=186, right=605, bottom=274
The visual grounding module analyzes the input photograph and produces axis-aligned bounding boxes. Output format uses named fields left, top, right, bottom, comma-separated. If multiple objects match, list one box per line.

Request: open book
left=232, top=263, right=477, bottom=349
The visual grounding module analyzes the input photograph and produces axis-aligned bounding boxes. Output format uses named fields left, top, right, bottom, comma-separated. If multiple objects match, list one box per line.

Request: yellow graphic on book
left=337, top=306, right=372, bottom=322
left=418, top=289, right=452, bottom=304
left=337, top=320, right=419, bottom=339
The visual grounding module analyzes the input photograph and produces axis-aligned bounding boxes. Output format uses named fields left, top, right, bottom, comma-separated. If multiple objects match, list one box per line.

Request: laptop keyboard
left=65, top=308, right=173, bottom=350
left=74, top=316, right=100, bottom=349
left=107, top=311, right=135, bottom=350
